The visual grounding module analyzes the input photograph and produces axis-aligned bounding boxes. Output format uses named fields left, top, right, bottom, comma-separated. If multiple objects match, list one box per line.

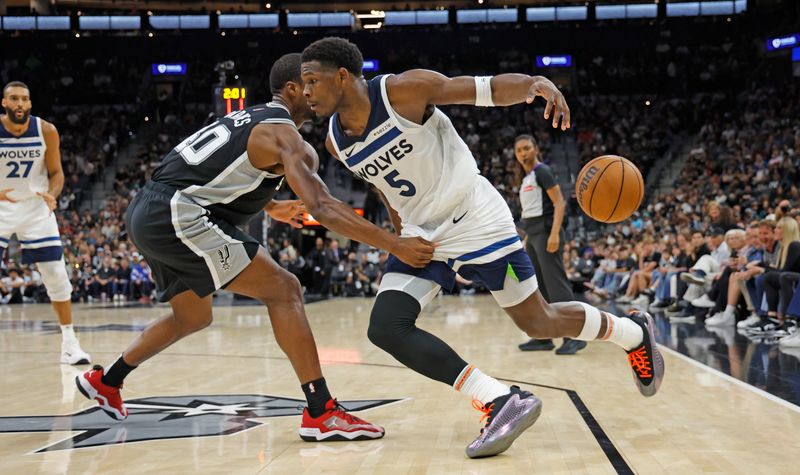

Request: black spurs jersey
left=152, top=102, right=294, bottom=226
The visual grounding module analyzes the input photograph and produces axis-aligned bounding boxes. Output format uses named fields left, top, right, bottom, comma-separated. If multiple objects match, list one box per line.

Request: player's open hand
left=37, top=191, right=56, bottom=212
left=266, top=199, right=306, bottom=228
left=527, top=77, right=570, bottom=131
left=0, top=188, right=18, bottom=203
left=392, top=236, right=436, bottom=268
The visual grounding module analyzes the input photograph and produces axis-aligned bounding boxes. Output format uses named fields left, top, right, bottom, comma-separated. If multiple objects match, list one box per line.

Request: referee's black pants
left=523, top=217, right=574, bottom=303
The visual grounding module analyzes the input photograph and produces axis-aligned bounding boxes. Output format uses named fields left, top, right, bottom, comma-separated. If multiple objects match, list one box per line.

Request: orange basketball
left=575, top=155, right=644, bottom=223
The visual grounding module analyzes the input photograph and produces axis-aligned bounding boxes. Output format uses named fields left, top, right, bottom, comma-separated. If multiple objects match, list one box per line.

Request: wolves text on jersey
left=353, top=138, right=413, bottom=182
left=0, top=149, right=42, bottom=160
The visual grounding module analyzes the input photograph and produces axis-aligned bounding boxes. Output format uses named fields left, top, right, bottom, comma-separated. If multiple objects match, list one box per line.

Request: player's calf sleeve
left=37, top=260, right=72, bottom=302
left=368, top=290, right=468, bottom=385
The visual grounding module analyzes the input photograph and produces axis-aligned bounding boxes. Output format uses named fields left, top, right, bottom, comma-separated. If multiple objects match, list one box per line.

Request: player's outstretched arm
left=387, top=69, right=570, bottom=130
left=250, top=124, right=435, bottom=268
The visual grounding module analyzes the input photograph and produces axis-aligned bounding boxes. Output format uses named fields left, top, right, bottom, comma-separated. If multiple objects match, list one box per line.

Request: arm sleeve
left=535, top=165, right=558, bottom=190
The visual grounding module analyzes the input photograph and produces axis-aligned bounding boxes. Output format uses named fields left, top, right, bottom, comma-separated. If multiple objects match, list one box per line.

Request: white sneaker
left=737, top=314, right=761, bottom=329
left=616, top=295, right=633, bottom=303
left=691, top=294, right=716, bottom=308
left=60, top=340, right=91, bottom=365
left=705, top=311, right=735, bottom=327
left=779, top=331, right=800, bottom=347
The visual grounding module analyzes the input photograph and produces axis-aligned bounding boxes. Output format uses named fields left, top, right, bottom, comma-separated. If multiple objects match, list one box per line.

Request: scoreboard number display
left=214, top=86, right=248, bottom=116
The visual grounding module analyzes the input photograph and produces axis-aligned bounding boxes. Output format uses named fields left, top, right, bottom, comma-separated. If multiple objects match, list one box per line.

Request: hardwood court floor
left=1, top=296, right=799, bottom=474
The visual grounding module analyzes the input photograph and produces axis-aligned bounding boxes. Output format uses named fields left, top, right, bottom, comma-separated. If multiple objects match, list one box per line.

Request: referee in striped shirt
left=514, top=134, right=586, bottom=355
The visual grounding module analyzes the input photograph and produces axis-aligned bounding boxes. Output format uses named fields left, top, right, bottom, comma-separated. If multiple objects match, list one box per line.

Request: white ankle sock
left=60, top=324, right=77, bottom=344
left=454, top=365, right=509, bottom=404
left=600, top=312, right=644, bottom=351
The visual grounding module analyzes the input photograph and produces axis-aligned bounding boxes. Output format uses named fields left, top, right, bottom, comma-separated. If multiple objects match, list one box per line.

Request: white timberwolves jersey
left=0, top=116, right=49, bottom=201
left=328, top=75, right=479, bottom=230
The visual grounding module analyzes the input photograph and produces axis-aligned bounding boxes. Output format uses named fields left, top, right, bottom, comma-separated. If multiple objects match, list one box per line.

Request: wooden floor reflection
left=1, top=296, right=799, bottom=474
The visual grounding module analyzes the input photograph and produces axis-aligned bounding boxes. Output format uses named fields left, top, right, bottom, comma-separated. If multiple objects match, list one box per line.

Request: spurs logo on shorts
left=218, top=245, right=232, bottom=272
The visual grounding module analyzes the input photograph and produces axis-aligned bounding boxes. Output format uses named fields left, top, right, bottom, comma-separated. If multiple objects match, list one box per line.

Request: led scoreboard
left=214, top=86, right=248, bottom=117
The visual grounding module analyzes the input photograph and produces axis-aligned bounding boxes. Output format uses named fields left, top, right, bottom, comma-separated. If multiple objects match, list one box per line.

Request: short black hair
left=301, top=37, right=363, bottom=76
left=269, top=53, right=302, bottom=94
left=514, top=134, right=538, bottom=147
left=3, top=81, right=29, bottom=96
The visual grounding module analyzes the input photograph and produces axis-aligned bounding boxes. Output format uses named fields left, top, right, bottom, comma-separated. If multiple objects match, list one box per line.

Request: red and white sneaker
left=75, top=365, right=128, bottom=421
left=299, top=399, right=385, bottom=442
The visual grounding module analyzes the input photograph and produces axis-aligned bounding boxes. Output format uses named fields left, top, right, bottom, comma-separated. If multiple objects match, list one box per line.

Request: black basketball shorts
left=126, top=181, right=259, bottom=302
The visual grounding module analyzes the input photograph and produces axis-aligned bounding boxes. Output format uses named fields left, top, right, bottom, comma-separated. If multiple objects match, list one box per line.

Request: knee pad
left=368, top=290, right=421, bottom=351
left=37, top=260, right=72, bottom=302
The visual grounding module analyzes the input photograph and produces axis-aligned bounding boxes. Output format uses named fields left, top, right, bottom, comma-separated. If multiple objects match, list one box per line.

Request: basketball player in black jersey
left=76, top=54, right=435, bottom=442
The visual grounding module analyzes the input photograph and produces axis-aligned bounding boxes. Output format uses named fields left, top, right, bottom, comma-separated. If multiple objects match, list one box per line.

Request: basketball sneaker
left=555, top=338, right=587, bottom=355
left=75, top=365, right=128, bottom=421
left=60, top=340, right=91, bottom=365
left=624, top=311, right=665, bottom=397
left=466, top=386, right=542, bottom=459
left=299, top=399, right=385, bottom=442
left=743, top=317, right=782, bottom=335
left=737, top=313, right=762, bottom=329
left=518, top=338, right=555, bottom=351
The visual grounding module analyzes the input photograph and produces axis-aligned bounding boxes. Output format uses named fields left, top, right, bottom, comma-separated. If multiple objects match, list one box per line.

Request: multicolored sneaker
left=625, top=311, right=665, bottom=397
left=75, top=365, right=128, bottom=421
left=299, top=399, right=385, bottom=442
left=466, top=386, right=542, bottom=459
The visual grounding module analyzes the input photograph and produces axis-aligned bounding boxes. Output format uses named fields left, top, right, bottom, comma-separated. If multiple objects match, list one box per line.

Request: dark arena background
left=1, top=1, right=799, bottom=473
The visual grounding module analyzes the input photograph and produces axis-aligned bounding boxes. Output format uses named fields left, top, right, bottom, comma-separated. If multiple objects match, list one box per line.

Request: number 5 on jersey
left=384, top=170, right=416, bottom=197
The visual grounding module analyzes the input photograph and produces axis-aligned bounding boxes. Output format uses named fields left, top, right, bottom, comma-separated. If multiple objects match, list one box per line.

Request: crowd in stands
left=2, top=23, right=798, bottom=355
left=571, top=81, right=800, bottom=347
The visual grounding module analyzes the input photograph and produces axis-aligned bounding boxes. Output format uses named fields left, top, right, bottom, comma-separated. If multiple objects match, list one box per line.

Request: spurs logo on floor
left=218, top=244, right=232, bottom=272
left=0, top=394, right=399, bottom=453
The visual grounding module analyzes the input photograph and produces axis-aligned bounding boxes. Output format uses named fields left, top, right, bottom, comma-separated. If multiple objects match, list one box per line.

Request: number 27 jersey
left=327, top=75, right=479, bottom=230
left=0, top=116, right=49, bottom=202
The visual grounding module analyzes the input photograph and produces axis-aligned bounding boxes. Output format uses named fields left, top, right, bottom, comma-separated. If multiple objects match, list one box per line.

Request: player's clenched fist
left=391, top=236, right=437, bottom=268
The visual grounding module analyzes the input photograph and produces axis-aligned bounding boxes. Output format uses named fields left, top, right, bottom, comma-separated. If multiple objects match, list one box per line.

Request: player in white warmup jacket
left=301, top=37, right=664, bottom=459
left=0, top=81, right=90, bottom=365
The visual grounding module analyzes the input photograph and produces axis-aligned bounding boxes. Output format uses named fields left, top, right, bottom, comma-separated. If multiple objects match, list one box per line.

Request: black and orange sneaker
left=299, top=399, right=385, bottom=442
left=75, top=365, right=128, bottom=421
left=625, top=311, right=665, bottom=397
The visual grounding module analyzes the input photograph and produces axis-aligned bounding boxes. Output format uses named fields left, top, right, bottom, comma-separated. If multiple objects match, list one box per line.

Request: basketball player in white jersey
left=301, top=38, right=664, bottom=458
left=0, top=81, right=90, bottom=365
